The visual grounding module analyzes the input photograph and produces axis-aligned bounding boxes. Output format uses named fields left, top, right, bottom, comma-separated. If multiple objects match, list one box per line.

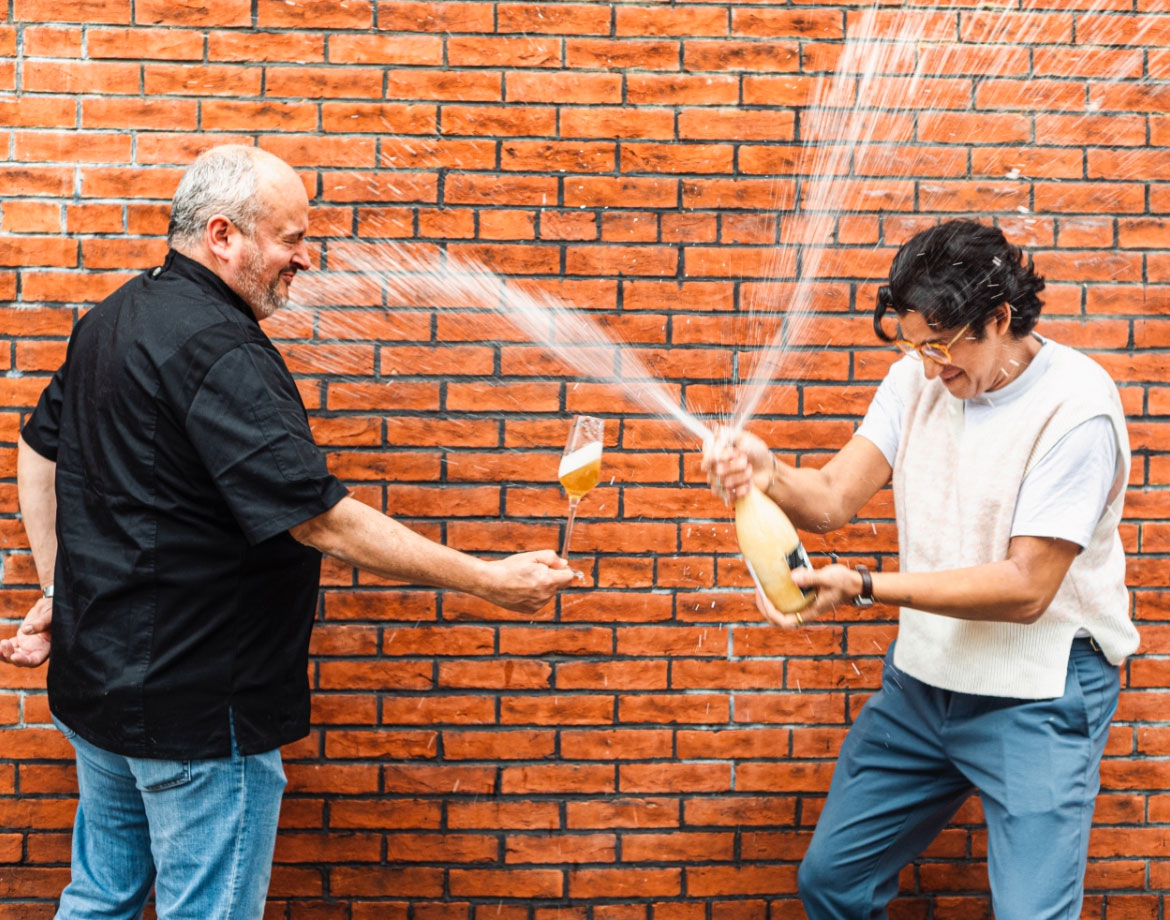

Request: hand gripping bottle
left=734, top=485, right=816, bottom=614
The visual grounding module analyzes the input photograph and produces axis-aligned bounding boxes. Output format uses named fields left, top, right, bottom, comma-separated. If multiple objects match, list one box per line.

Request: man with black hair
left=707, top=219, right=1137, bottom=918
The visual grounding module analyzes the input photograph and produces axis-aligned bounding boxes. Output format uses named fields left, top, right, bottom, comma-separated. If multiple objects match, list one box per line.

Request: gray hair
left=167, top=145, right=263, bottom=249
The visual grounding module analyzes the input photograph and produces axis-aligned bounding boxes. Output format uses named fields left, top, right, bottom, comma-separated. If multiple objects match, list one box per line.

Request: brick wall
left=1, top=1, right=1168, bottom=917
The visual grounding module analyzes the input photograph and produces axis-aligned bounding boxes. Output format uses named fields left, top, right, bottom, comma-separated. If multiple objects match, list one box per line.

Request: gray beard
left=238, top=242, right=287, bottom=320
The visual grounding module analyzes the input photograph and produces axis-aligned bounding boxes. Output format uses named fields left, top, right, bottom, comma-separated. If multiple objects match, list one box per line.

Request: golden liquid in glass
left=559, top=443, right=602, bottom=500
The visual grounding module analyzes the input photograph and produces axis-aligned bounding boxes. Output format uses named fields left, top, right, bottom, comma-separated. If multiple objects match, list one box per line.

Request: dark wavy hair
left=873, top=220, right=1045, bottom=342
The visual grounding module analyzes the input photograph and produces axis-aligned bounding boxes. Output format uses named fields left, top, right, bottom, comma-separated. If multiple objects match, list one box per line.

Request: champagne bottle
left=734, top=485, right=816, bottom=614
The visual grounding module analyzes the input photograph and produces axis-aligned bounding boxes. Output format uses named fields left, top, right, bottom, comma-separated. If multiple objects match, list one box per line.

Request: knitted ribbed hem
left=893, top=609, right=1138, bottom=699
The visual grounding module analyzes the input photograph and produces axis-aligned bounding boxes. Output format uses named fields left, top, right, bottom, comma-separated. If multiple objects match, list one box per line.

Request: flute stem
left=561, top=498, right=581, bottom=559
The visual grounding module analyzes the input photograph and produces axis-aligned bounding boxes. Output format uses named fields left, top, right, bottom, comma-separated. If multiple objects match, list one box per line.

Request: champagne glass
left=558, top=415, right=604, bottom=559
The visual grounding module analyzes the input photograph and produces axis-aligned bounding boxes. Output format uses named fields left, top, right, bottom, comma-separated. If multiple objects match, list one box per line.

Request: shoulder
left=879, top=353, right=946, bottom=412
left=881, top=354, right=926, bottom=395
left=1040, top=339, right=1123, bottom=405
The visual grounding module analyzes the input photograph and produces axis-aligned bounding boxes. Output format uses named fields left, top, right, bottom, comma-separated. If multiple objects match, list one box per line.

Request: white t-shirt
left=856, top=339, right=1119, bottom=550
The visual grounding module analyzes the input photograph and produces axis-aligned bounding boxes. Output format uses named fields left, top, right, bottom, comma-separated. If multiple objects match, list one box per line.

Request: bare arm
left=705, top=430, right=892, bottom=533
left=289, top=495, right=574, bottom=614
left=1, top=435, right=57, bottom=667
left=764, top=435, right=892, bottom=533
left=18, top=434, right=57, bottom=586
left=757, top=535, right=1079, bottom=628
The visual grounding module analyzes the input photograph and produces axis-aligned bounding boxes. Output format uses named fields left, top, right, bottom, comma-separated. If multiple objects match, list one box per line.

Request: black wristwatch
left=852, top=565, right=874, bottom=608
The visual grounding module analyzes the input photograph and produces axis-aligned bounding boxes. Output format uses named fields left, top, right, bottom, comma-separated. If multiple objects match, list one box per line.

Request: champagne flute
left=558, top=415, right=604, bottom=560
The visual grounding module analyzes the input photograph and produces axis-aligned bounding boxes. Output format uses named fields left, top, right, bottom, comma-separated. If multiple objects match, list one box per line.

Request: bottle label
left=785, top=542, right=811, bottom=574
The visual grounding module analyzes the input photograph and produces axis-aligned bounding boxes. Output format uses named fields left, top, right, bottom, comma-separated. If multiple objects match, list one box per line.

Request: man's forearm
left=290, top=495, right=494, bottom=597
left=17, top=435, right=57, bottom=588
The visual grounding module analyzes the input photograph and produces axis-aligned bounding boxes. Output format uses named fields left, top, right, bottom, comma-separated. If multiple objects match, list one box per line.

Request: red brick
left=81, top=97, right=198, bottom=130
left=960, top=11, right=1073, bottom=43
left=448, top=36, right=562, bottom=69
left=1036, top=113, right=1147, bottom=146
left=566, top=39, right=679, bottom=72
left=506, top=72, right=621, bottom=105
left=919, top=45, right=1030, bottom=77
left=88, top=27, right=203, bottom=60
left=732, top=8, right=843, bottom=38
left=506, top=832, right=615, bottom=864
left=684, top=40, right=799, bottom=73
left=0, top=237, right=77, bottom=268
left=1078, top=13, right=1170, bottom=46
left=143, top=63, right=261, bottom=97
left=22, top=26, right=82, bottom=57
left=447, top=800, right=560, bottom=829
left=1, top=201, right=60, bottom=234
left=258, top=0, right=371, bottom=28
left=569, top=868, right=681, bottom=899
left=500, top=764, right=615, bottom=795
left=695, top=109, right=800, bottom=144
left=208, top=30, right=324, bottom=63
left=498, top=4, right=611, bottom=36
left=450, top=868, right=563, bottom=898
left=975, top=79, right=1086, bottom=111
left=622, top=758, right=730, bottom=795
left=441, top=105, right=555, bottom=138
left=267, top=66, right=382, bottom=99
left=24, top=61, right=139, bottom=94
left=135, top=0, right=249, bottom=26
left=631, top=73, right=742, bottom=106
left=557, top=661, right=668, bottom=691
left=565, top=178, right=677, bottom=210
left=687, top=865, right=798, bottom=897
left=378, top=2, right=494, bottom=33
left=330, top=867, right=443, bottom=898
left=616, top=6, right=728, bottom=37
left=0, top=96, right=76, bottom=129
left=15, top=0, right=130, bottom=23
left=561, top=107, right=676, bottom=140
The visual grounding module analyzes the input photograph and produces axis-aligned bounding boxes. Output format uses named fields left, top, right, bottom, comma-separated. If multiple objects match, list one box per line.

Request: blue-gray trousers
left=799, top=638, right=1119, bottom=920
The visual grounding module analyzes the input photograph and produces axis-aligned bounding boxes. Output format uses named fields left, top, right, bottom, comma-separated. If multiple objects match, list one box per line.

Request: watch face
left=852, top=595, right=874, bottom=608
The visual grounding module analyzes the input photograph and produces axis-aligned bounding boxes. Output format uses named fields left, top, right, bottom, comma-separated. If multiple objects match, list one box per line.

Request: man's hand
left=481, top=551, right=576, bottom=613
left=753, top=564, right=863, bottom=628
left=702, top=427, right=774, bottom=503
left=0, top=595, right=52, bottom=667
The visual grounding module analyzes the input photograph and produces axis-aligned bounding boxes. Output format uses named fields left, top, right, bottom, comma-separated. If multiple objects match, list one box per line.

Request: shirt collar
left=158, top=249, right=258, bottom=324
left=969, top=334, right=1051, bottom=408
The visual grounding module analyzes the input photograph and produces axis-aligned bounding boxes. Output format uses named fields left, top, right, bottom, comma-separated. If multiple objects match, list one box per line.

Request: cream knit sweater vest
left=890, top=341, right=1139, bottom=698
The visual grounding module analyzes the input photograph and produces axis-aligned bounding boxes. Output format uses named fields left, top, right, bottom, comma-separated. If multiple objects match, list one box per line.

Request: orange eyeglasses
left=894, top=323, right=970, bottom=365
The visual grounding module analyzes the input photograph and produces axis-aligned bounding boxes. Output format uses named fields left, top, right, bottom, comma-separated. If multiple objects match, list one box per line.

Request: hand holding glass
left=558, top=415, right=604, bottom=559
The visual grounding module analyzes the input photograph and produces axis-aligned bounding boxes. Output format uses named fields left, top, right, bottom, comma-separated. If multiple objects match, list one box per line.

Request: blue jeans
left=799, top=638, right=1119, bottom=920
left=53, top=715, right=286, bottom=920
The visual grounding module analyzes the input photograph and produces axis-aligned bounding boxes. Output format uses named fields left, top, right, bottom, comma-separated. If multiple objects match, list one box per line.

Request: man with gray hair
left=2, top=145, right=574, bottom=918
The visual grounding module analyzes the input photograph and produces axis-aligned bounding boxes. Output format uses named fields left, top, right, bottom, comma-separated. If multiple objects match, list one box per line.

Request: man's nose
left=921, top=357, right=943, bottom=380
left=291, top=241, right=311, bottom=271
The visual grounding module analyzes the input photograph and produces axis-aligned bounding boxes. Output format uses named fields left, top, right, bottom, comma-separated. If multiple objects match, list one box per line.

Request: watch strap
left=852, top=565, right=874, bottom=607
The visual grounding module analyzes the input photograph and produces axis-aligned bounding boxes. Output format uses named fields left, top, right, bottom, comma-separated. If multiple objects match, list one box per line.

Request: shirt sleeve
left=854, top=364, right=906, bottom=466
left=21, top=360, right=67, bottom=461
left=184, top=343, right=347, bottom=545
left=1010, top=415, right=1119, bottom=549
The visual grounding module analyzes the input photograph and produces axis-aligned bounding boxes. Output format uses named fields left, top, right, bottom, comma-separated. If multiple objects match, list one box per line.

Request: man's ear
left=205, top=215, right=236, bottom=262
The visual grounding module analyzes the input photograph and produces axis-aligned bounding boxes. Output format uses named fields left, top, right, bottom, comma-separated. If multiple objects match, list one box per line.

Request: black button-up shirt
left=23, top=251, right=347, bottom=759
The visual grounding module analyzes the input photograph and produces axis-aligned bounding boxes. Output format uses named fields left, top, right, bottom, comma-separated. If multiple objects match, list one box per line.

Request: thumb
left=789, top=567, right=810, bottom=586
